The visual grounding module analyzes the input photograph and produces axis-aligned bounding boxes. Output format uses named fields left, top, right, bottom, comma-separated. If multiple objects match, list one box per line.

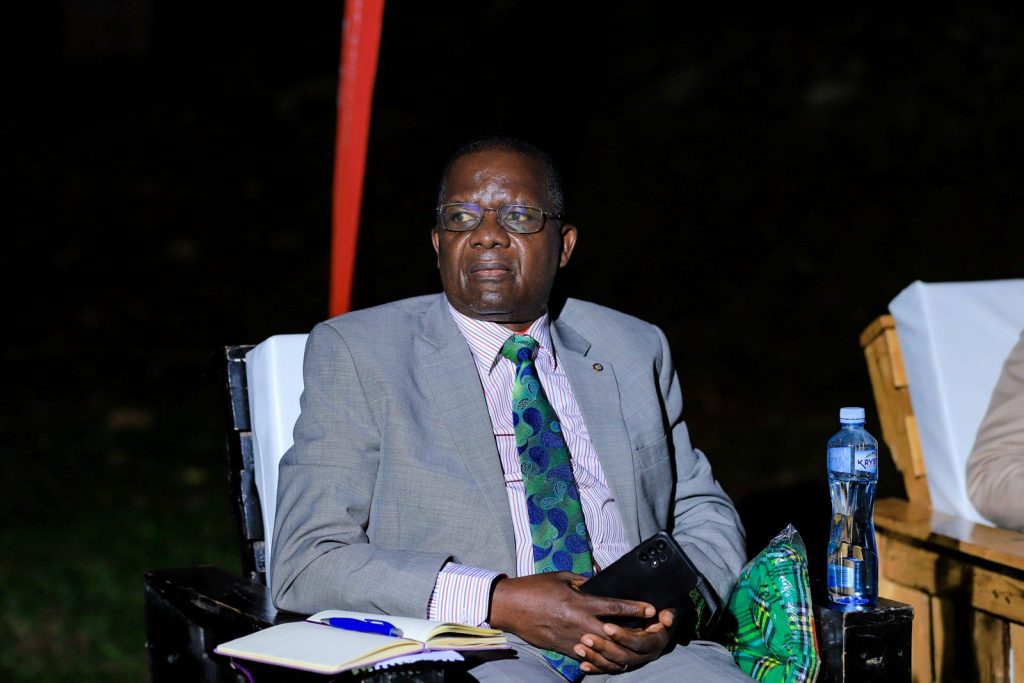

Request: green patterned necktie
left=500, top=334, right=593, bottom=682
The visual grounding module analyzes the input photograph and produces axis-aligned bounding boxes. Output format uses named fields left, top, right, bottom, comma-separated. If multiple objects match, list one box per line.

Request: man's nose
left=470, top=210, right=511, bottom=248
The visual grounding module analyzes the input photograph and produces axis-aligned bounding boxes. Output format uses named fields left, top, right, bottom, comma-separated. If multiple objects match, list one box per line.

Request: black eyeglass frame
left=436, top=202, right=564, bottom=234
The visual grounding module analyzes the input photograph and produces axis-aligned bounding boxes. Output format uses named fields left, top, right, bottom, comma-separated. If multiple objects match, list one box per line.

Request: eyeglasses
left=436, top=203, right=562, bottom=234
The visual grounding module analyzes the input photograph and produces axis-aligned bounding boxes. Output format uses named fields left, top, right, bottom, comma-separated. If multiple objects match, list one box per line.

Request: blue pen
left=322, top=617, right=403, bottom=638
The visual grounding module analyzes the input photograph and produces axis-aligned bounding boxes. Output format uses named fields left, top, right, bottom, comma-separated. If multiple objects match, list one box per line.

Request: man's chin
left=463, top=304, right=541, bottom=329
left=467, top=307, right=515, bottom=322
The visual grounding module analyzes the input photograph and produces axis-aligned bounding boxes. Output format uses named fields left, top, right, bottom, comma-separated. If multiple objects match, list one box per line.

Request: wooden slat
left=973, top=570, right=1024, bottom=625
left=905, top=415, right=927, bottom=479
left=238, top=433, right=263, bottom=541
left=876, top=499, right=1024, bottom=573
left=884, top=325, right=908, bottom=388
left=879, top=530, right=934, bottom=683
left=859, top=314, right=894, bottom=348
left=930, top=595, right=955, bottom=683
left=1009, top=623, right=1024, bottom=683
left=974, top=610, right=1010, bottom=683
left=861, top=316, right=931, bottom=507
left=879, top=533, right=964, bottom=595
left=225, top=345, right=253, bottom=431
left=903, top=589, right=932, bottom=683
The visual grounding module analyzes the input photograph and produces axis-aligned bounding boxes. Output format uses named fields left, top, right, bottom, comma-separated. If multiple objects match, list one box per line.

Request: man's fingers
left=602, top=622, right=666, bottom=654
left=574, top=644, right=624, bottom=674
left=575, top=634, right=634, bottom=672
left=589, top=596, right=656, bottom=620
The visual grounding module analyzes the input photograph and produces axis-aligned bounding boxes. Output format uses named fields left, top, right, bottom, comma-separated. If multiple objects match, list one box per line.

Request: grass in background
left=0, top=375, right=240, bottom=682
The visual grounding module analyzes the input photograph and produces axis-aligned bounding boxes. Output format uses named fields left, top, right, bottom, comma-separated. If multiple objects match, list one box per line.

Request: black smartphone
left=579, top=531, right=721, bottom=638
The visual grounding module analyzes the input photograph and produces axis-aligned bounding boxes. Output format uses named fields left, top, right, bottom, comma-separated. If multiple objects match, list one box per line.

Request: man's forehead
left=443, top=150, right=548, bottom=201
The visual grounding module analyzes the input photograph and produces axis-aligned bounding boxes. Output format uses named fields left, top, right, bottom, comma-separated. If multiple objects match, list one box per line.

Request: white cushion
left=245, top=334, right=308, bottom=586
left=889, top=279, right=1024, bottom=524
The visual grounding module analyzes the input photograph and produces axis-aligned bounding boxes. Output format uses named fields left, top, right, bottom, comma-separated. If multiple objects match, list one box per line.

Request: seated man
left=967, top=329, right=1024, bottom=530
left=271, top=138, right=748, bottom=680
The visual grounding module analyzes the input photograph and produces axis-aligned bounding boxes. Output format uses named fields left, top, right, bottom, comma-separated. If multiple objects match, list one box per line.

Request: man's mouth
left=469, top=262, right=512, bottom=277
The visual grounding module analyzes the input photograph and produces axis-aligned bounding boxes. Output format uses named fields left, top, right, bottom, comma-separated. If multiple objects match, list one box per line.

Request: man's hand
left=574, top=607, right=676, bottom=674
left=488, top=572, right=658, bottom=671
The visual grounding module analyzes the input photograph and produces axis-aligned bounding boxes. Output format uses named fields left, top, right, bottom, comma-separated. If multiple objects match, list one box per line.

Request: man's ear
left=559, top=223, right=578, bottom=268
left=431, top=228, right=441, bottom=266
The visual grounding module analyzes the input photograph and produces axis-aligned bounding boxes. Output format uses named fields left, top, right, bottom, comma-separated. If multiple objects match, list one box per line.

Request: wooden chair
left=862, top=314, right=1024, bottom=682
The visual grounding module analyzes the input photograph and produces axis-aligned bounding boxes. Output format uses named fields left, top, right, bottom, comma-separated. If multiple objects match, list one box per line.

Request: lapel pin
left=592, top=363, right=603, bottom=372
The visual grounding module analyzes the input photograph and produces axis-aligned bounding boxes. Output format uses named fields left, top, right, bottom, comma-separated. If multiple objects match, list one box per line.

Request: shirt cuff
left=427, top=563, right=503, bottom=626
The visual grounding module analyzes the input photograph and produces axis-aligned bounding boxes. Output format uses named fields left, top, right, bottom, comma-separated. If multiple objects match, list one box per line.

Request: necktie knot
left=500, top=334, right=539, bottom=366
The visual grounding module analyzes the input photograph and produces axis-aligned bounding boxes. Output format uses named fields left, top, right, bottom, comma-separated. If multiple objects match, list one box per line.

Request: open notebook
left=214, top=610, right=508, bottom=675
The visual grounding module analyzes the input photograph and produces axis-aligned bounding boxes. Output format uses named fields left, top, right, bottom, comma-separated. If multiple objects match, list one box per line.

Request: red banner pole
left=329, top=0, right=386, bottom=316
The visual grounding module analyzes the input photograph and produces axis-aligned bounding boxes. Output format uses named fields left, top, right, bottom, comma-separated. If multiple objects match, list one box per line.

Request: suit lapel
left=415, top=296, right=517, bottom=561
left=551, top=318, right=642, bottom=545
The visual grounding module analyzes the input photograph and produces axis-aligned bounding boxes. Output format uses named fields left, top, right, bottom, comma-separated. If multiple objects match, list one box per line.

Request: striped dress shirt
left=426, top=305, right=630, bottom=625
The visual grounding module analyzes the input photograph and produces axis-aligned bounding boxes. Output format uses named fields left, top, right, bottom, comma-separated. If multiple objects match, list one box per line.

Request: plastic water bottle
left=826, top=406, right=879, bottom=605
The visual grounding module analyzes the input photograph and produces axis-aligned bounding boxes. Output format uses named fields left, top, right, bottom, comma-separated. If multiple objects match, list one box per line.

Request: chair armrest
left=876, top=497, right=1024, bottom=631
left=875, top=498, right=1024, bottom=572
left=145, top=565, right=301, bottom=626
left=144, top=567, right=450, bottom=682
left=144, top=566, right=303, bottom=682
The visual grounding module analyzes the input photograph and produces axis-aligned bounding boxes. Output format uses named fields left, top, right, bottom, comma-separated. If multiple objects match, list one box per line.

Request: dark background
left=3, top=2, right=1023, bottom=679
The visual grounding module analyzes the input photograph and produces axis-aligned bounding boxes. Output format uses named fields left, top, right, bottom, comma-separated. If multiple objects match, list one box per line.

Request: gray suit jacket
left=271, top=293, right=745, bottom=617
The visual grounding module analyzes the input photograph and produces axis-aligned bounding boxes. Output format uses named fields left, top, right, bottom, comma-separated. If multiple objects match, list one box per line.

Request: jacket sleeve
left=270, top=322, right=451, bottom=615
left=655, top=324, right=747, bottom=600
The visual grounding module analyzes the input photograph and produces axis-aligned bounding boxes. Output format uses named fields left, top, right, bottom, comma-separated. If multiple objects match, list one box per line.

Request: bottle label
left=828, top=447, right=851, bottom=472
left=828, top=562, right=855, bottom=591
left=829, top=447, right=878, bottom=474
left=855, top=449, right=878, bottom=473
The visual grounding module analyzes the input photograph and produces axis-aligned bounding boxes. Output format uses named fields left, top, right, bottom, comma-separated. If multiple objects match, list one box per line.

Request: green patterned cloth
left=726, top=525, right=820, bottom=682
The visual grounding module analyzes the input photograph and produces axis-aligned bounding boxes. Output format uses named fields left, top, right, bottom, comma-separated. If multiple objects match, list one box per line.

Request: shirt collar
left=448, top=302, right=557, bottom=375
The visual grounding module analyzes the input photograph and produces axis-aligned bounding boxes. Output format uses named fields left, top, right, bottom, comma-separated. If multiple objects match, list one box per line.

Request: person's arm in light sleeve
left=967, top=331, right=1024, bottom=531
